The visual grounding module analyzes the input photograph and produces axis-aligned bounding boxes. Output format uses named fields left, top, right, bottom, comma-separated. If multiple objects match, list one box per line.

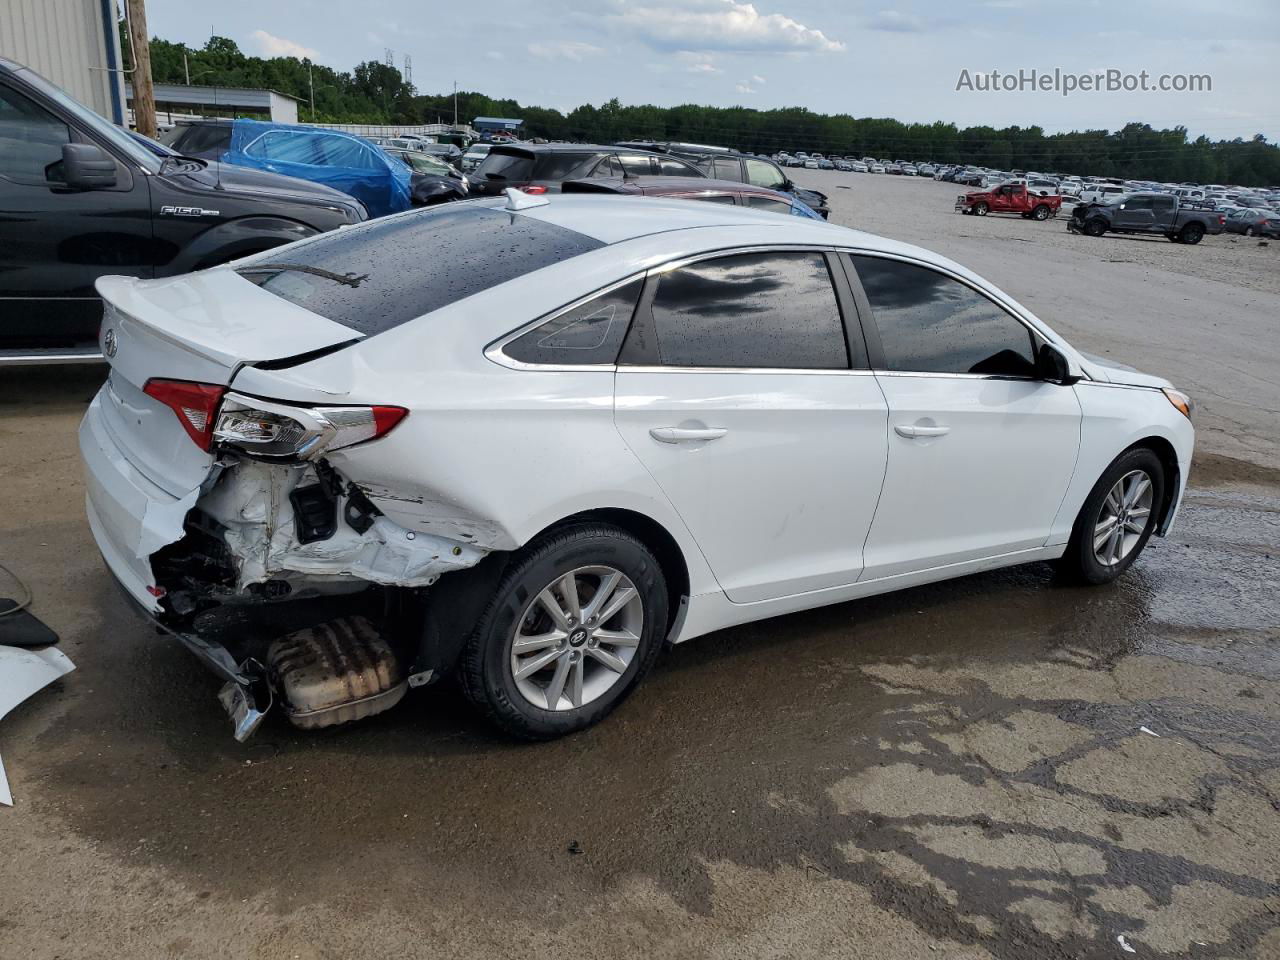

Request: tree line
left=127, top=34, right=1280, bottom=187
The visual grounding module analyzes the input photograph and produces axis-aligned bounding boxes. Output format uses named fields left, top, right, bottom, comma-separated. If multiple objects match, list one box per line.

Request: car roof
left=503, top=193, right=844, bottom=246
left=567, top=176, right=790, bottom=199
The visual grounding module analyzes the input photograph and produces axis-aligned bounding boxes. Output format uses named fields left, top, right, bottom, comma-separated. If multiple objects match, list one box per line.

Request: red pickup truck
left=956, top=182, right=1061, bottom=220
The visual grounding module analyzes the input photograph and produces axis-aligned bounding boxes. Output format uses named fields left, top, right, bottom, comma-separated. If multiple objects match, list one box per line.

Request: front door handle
left=650, top=426, right=728, bottom=444
left=895, top=423, right=951, bottom=439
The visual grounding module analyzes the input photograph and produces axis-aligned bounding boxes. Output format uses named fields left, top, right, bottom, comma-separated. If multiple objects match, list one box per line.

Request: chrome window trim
left=486, top=244, right=848, bottom=374
left=618, top=366, right=876, bottom=377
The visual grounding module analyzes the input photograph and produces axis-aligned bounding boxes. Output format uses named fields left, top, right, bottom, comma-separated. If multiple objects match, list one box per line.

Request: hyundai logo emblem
left=103, top=328, right=117, bottom=358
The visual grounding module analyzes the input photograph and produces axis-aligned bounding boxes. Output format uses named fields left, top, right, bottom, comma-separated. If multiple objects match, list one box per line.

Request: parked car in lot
left=956, top=182, right=1062, bottom=220
left=469, top=143, right=703, bottom=196
left=1224, top=208, right=1280, bottom=238
left=460, top=143, right=491, bottom=171
left=803, top=158, right=819, bottom=169
left=869, top=163, right=885, bottom=174
left=0, top=57, right=365, bottom=359
left=851, top=161, right=869, bottom=172
left=627, top=144, right=831, bottom=218
left=382, top=147, right=468, bottom=205
left=560, top=175, right=822, bottom=218
left=1079, top=183, right=1127, bottom=203
left=170, top=119, right=413, bottom=218
left=80, top=191, right=1193, bottom=741
left=1068, top=192, right=1226, bottom=244
left=901, top=164, right=918, bottom=176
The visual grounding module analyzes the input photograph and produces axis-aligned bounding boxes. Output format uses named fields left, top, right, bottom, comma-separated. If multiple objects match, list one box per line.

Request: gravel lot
left=1, top=172, right=1278, bottom=960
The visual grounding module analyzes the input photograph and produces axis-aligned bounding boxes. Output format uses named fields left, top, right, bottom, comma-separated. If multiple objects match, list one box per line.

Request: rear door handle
left=650, top=426, right=728, bottom=444
left=894, top=424, right=950, bottom=439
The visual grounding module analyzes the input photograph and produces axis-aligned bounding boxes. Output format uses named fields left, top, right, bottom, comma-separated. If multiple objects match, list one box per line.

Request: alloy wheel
left=509, top=565, right=644, bottom=711
left=1093, top=469, right=1154, bottom=567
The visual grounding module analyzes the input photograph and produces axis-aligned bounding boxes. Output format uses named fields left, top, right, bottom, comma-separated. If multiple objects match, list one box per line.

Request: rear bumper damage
left=81, top=394, right=493, bottom=739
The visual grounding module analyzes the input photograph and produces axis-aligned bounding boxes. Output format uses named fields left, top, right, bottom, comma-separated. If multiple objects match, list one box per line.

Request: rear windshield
left=475, top=149, right=535, bottom=182
left=236, top=204, right=603, bottom=335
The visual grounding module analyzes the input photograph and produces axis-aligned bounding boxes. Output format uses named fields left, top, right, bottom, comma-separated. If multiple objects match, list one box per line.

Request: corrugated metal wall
left=0, top=0, right=125, bottom=122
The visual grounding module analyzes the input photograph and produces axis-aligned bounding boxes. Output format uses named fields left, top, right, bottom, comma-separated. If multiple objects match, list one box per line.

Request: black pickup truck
left=0, top=58, right=366, bottom=362
left=1067, top=191, right=1225, bottom=244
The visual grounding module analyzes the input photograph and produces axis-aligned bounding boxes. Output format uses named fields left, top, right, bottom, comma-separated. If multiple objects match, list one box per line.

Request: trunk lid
left=95, top=269, right=362, bottom=495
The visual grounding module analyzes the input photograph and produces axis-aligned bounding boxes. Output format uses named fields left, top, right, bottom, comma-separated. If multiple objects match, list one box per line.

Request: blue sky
left=147, top=0, right=1279, bottom=140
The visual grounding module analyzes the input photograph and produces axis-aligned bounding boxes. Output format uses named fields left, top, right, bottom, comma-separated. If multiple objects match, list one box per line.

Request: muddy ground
left=1, top=172, right=1277, bottom=959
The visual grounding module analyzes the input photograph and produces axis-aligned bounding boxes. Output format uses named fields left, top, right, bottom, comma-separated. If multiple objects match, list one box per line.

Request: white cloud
left=248, top=29, right=319, bottom=60
left=687, top=61, right=722, bottom=73
left=527, top=40, right=606, bottom=61
left=735, top=82, right=757, bottom=93
left=867, top=10, right=927, bottom=33
left=486, top=50, right=506, bottom=60
left=612, top=1, right=843, bottom=54
left=751, top=74, right=766, bottom=85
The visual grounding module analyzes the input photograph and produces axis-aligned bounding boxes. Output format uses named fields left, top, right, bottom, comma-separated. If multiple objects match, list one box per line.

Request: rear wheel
left=1032, top=204, right=1051, bottom=221
left=1179, top=222, right=1205, bottom=245
left=458, top=524, right=668, bottom=739
left=974, top=202, right=989, bottom=216
left=1057, top=448, right=1164, bottom=585
left=1245, top=226, right=1256, bottom=237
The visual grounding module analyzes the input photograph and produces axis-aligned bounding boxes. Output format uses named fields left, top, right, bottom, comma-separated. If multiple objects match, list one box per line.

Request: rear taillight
left=212, top=393, right=407, bottom=460
left=144, top=379, right=227, bottom=451
left=523, top=185, right=548, bottom=195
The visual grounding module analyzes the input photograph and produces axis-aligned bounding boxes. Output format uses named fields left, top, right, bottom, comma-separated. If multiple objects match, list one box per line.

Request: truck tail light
left=523, top=185, right=548, bottom=195
left=144, top=379, right=227, bottom=451
left=212, top=393, right=407, bottom=460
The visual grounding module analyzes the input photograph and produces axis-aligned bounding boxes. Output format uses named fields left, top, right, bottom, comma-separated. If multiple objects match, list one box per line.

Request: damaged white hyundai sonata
left=80, top=191, right=1194, bottom=740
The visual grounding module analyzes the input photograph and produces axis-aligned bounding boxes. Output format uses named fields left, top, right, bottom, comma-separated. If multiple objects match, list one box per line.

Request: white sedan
left=81, top=192, right=1194, bottom=740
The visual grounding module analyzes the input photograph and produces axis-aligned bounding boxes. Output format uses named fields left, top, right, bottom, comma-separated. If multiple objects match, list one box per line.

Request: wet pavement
left=2, top=179, right=1280, bottom=958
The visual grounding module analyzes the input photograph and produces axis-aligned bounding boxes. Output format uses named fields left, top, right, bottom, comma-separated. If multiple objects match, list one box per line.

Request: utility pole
left=453, top=80, right=457, bottom=129
left=183, top=51, right=189, bottom=85
left=308, top=61, right=314, bottom=121
left=125, top=0, right=157, bottom=136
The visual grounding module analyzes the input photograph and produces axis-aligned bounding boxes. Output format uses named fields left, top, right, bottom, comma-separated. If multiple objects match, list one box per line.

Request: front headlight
left=1162, top=387, right=1194, bottom=420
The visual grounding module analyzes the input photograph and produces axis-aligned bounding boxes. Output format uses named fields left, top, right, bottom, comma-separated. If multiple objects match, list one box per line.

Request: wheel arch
left=541, top=507, right=691, bottom=632
left=1125, top=436, right=1181, bottom=535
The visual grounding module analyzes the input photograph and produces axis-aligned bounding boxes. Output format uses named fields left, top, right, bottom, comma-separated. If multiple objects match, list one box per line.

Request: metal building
left=126, top=82, right=302, bottom=124
left=0, top=0, right=126, bottom=123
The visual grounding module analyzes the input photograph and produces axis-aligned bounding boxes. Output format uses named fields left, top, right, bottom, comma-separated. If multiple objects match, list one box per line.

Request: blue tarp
left=222, top=120, right=412, bottom=218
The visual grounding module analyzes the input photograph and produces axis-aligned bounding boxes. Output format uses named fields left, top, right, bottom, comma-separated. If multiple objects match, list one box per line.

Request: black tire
left=1244, top=226, right=1255, bottom=238
left=1083, top=218, right=1108, bottom=237
left=1179, top=222, right=1205, bottom=245
left=458, top=523, right=668, bottom=739
left=974, top=202, right=989, bottom=216
left=1057, top=448, right=1165, bottom=585
left=1032, top=204, right=1051, bottom=221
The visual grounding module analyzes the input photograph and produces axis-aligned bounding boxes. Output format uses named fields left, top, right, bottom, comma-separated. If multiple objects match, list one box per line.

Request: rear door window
left=745, top=195, right=793, bottom=214
left=617, top=154, right=655, bottom=177
left=712, top=157, right=742, bottom=180
left=237, top=205, right=604, bottom=336
left=474, top=149, right=535, bottom=182
left=637, top=251, right=847, bottom=369
left=656, top=156, right=699, bottom=176
left=531, top=152, right=598, bottom=181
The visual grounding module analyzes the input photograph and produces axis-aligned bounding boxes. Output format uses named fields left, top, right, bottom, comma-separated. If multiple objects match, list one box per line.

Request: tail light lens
left=213, top=393, right=407, bottom=460
left=523, top=185, right=548, bottom=195
left=143, top=379, right=227, bottom=451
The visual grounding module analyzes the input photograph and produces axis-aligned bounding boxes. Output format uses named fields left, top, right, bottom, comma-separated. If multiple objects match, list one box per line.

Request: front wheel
left=458, top=524, right=668, bottom=739
left=1057, top=448, right=1164, bottom=585
left=1245, top=226, right=1255, bottom=237
left=1083, top=218, right=1107, bottom=237
left=974, top=202, right=989, bottom=216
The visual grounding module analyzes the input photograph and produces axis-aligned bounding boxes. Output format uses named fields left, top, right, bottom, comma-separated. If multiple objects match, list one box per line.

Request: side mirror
left=1037, top=343, right=1082, bottom=385
left=60, top=143, right=116, bottom=189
